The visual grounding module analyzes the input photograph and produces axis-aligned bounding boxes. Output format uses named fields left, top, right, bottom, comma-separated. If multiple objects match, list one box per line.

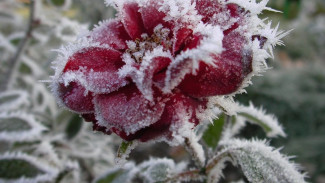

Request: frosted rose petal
left=58, top=82, right=94, bottom=113
left=95, top=84, right=165, bottom=135
left=179, top=32, right=253, bottom=97
left=139, top=0, right=168, bottom=34
left=62, top=47, right=129, bottom=94
left=90, top=20, right=130, bottom=50
left=121, top=2, right=146, bottom=39
left=173, top=28, right=193, bottom=55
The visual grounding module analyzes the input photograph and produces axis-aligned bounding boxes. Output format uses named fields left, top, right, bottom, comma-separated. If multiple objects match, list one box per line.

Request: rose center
left=125, top=25, right=172, bottom=63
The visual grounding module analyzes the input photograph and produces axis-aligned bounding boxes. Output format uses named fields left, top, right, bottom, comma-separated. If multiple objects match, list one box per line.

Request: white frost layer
left=158, top=0, right=201, bottom=28
left=227, top=0, right=281, bottom=15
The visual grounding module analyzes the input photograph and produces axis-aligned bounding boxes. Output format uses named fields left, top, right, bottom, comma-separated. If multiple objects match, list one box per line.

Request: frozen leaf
left=115, top=141, right=138, bottom=166
left=137, top=158, right=186, bottom=183
left=219, top=139, right=307, bottom=183
left=93, top=163, right=136, bottom=183
left=202, top=115, right=225, bottom=149
left=0, top=152, right=58, bottom=183
left=0, top=112, right=47, bottom=142
left=65, top=114, right=83, bottom=140
left=139, top=158, right=175, bottom=182
left=0, top=90, right=29, bottom=111
left=237, top=103, right=286, bottom=138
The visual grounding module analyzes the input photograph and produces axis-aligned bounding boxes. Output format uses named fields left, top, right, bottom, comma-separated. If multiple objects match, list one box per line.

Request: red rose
left=51, top=0, right=266, bottom=143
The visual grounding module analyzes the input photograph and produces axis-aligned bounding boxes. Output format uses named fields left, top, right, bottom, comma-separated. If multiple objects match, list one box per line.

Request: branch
left=0, top=0, right=36, bottom=91
left=184, top=137, right=206, bottom=167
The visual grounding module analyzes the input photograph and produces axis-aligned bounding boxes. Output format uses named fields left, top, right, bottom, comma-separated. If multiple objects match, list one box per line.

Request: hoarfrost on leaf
left=236, top=102, right=286, bottom=138
left=219, top=139, right=307, bottom=183
left=0, top=152, right=59, bottom=183
left=115, top=141, right=139, bottom=166
left=0, top=90, right=29, bottom=111
left=0, top=112, right=47, bottom=142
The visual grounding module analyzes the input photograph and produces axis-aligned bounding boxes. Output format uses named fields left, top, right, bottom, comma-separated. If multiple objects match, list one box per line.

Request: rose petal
left=121, top=2, right=146, bottom=39
left=139, top=0, right=168, bottom=35
left=90, top=19, right=130, bottom=50
left=81, top=113, right=97, bottom=122
left=110, top=92, right=206, bottom=142
left=178, top=32, right=252, bottom=97
left=62, top=47, right=129, bottom=94
left=58, top=82, right=94, bottom=113
left=140, top=56, right=171, bottom=96
left=94, top=84, right=165, bottom=135
left=193, top=0, right=223, bottom=23
left=93, top=122, right=112, bottom=135
left=173, top=28, right=193, bottom=55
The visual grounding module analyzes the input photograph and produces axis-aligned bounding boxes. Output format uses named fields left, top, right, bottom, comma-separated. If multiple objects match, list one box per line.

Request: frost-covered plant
left=1, top=0, right=309, bottom=182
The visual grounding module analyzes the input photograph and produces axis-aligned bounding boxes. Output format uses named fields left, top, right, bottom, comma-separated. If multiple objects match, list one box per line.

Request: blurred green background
left=236, top=0, right=325, bottom=182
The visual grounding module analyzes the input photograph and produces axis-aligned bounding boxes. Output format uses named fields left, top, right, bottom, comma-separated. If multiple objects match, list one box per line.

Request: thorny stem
left=0, top=0, right=37, bottom=91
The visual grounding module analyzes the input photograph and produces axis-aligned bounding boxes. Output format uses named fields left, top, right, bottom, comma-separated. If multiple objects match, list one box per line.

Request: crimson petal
left=178, top=32, right=253, bottom=97
left=58, top=82, right=94, bottom=113
left=94, top=84, right=165, bottom=136
left=139, top=0, right=168, bottom=35
left=90, top=19, right=130, bottom=50
left=62, top=47, right=129, bottom=94
left=121, top=2, right=146, bottom=40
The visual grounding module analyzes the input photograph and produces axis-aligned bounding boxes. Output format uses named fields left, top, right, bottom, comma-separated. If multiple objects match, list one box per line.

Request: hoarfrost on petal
left=94, top=84, right=165, bottom=135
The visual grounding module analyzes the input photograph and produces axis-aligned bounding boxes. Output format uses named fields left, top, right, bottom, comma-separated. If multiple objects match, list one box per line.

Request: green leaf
left=118, top=141, right=133, bottom=155
left=202, top=115, right=225, bottom=149
left=0, top=112, right=46, bottom=142
left=93, top=163, right=135, bottom=183
left=95, top=170, right=125, bottom=183
left=50, top=0, right=65, bottom=6
left=0, top=91, right=28, bottom=111
left=219, top=139, right=307, bottom=183
left=236, top=104, right=285, bottom=138
left=0, top=117, right=31, bottom=132
left=0, top=159, right=44, bottom=179
left=65, top=114, right=83, bottom=140
left=0, top=153, right=58, bottom=182
left=145, top=162, right=170, bottom=182
left=115, top=141, right=138, bottom=165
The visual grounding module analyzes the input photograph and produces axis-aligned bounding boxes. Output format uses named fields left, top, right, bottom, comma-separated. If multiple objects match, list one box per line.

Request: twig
left=0, top=0, right=36, bottom=91
left=184, top=137, right=205, bottom=167
left=165, top=169, right=203, bottom=183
